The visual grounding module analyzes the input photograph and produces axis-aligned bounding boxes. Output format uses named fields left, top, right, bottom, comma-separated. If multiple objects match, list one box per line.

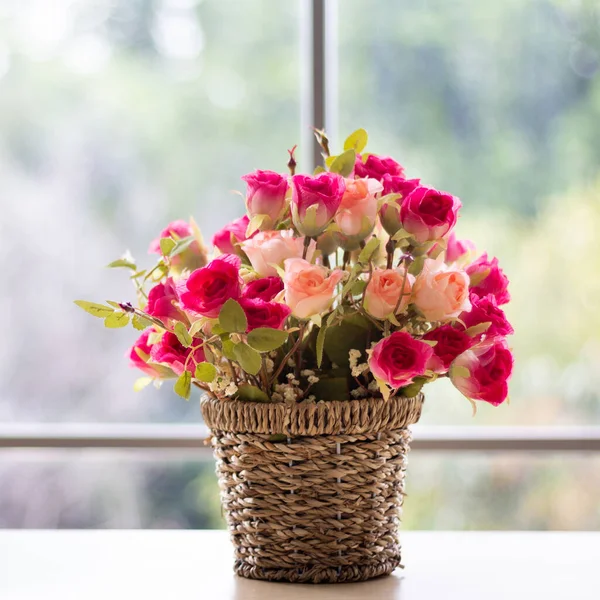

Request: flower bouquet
left=76, top=128, right=513, bottom=584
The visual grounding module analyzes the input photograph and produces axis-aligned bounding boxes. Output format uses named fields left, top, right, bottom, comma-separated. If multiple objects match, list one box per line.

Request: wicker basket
left=201, top=394, right=424, bottom=584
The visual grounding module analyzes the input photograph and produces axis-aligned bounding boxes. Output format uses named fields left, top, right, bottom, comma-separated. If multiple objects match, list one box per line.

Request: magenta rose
left=240, top=298, right=291, bottom=332
left=148, top=219, right=206, bottom=274
left=461, top=293, right=514, bottom=340
left=129, top=330, right=164, bottom=378
left=423, top=324, right=474, bottom=373
left=466, top=254, right=510, bottom=305
left=400, top=186, right=462, bottom=243
left=147, top=278, right=184, bottom=322
left=241, top=170, right=289, bottom=228
left=291, top=172, right=345, bottom=237
left=177, top=254, right=242, bottom=318
left=212, top=215, right=252, bottom=255
left=241, top=276, right=283, bottom=302
left=354, top=154, right=405, bottom=181
left=150, top=331, right=205, bottom=376
left=379, top=175, right=422, bottom=236
left=446, top=232, right=476, bottom=263
left=368, top=331, right=433, bottom=389
left=450, top=339, right=514, bottom=406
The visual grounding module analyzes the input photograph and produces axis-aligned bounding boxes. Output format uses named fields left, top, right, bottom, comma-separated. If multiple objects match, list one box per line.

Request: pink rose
left=334, top=177, right=383, bottom=249
left=466, top=253, right=510, bottom=305
left=150, top=331, right=205, bottom=376
left=240, top=298, right=291, bottom=331
left=400, top=186, right=461, bottom=243
left=446, top=232, right=476, bottom=263
left=354, top=154, right=405, bottom=181
left=148, top=219, right=206, bottom=273
left=177, top=254, right=241, bottom=318
left=241, top=170, right=289, bottom=228
left=283, top=258, right=345, bottom=319
left=368, top=331, right=433, bottom=389
left=147, top=278, right=184, bottom=322
left=364, top=267, right=414, bottom=319
left=413, top=259, right=471, bottom=321
left=241, top=276, right=284, bottom=302
left=423, top=324, right=474, bottom=373
left=291, top=172, right=345, bottom=237
left=241, top=230, right=315, bottom=277
left=461, top=293, right=514, bottom=340
left=379, top=175, right=422, bottom=236
left=129, top=330, right=165, bottom=378
left=450, top=339, right=514, bottom=406
left=212, top=215, right=253, bottom=255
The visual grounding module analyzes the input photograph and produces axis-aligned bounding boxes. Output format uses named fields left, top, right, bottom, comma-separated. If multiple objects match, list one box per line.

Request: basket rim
left=201, top=394, right=424, bottom=436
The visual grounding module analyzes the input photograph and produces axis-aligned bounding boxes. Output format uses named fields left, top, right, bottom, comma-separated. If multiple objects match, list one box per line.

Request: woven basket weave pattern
left=202, top=395, right=423, bottom=584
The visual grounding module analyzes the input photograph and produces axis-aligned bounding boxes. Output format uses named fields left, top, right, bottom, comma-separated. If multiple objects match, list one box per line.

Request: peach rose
left=364, top=268, right=414, bottom=319
left=283, top=258, right=345, bottom=319
left=241, top=230, right=316, bottom=277
left=334, top=177, right=382, bottom=249
left=412, top=259, right=471, bottom=321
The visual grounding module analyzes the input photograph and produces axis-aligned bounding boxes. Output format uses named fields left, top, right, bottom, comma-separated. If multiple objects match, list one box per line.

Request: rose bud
left=150, top=331, right=205, bottom=376
left=450, top=338, right=514, bottom=406
left=291, top=172, right=345, bottom=237
left=241, top=230, right=316, bottom=278
left=283, top=258, right=345, bottom=319
left=147, top=278, right=185, bottom=323
left=240, top=298, right=291, bottom=332
left=379, top=175, right=422, bottom=236
left=354, top=154, right=405, bottom=181
left=129, top=330, right=166, bottom=378
left=364, top=267, right=414, bottom=320
left=400, top=186, right=462, bottom=243
left=460, top=293, right=514, bottom=340
left=412, top=259, right=471, bottom=322
left=466, top=253, right=510, bottom=305
left=446, top=232, right=476, bottom=264
left=241, top=276, right=284, bottom=302
left=212, top=215, right=254, bottom=256
left=334, top=177, right=383, bottom=250
left=368, top=331, right=433, bottom=389
left=177, top=254, right=242, bottom=318
left=149, top=219, right=207, bottom=275
left=423, top=324, right=474, bottom=374
left=241, top=169, right=289, bottom=230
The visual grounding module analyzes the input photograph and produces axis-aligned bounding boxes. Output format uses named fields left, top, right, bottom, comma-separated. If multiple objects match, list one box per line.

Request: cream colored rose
left=412, top=259, right=471, bottom=321
left=241, top=230, right=315, bottom=277
left=283, top=258, right=345, bottom=319
left=364, top=268, right=414, bottom=319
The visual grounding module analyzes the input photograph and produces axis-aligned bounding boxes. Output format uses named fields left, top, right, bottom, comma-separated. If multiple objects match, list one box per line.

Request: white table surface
left=0, top=530, right=597, bottom=600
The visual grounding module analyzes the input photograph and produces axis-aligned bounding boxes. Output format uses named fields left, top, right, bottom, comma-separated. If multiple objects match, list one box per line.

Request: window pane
left=1, top=451, right=598, bottom=530
left=0, top=0, right=300, bottom=422
left=338, top=0, right=600, bottom=425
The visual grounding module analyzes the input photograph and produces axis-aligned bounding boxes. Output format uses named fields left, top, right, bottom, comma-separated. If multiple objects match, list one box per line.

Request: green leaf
left=247, top=327, right=288, bottom=352
left=358, top=237, right=380, bottom=264
left=133, top=377, right=153, bottom=392
left=343, top=128, right=368, bottom=153
left=189, top=318, right=211, bottom=337
left=316, top=314, right=329, bottom=368
left=400, top=376, right=428, bottom=398
left=324, top=313, right=371, bottom=367
left=391, top=228, right=412, bottom=242
left=313, top=165, right=326, bottom=175
left=233, top=342, right=262, bottom=375
left=170, top=235, right=196, bottom=258
left=341, top=264, right=362, bottom=298
left=132, top=314, right=153, bottom=331
left=328, top=148, right=356, bottom=177
left=464, top=321, right=492, bottom=337
left=469, top=268, right=490, bottom=287
left=159, top=237, right=176, bottom=256
left=350, top=279, right=367, bottom=296
left=408, top=255, right=426, bottom=276
left=246, top=214, right=268, bottom=237
left=310, top=376, right=349, bottom=401
left=107, top=258, right=136, bottom=270
left=104, top=312, right=130, bottom=328
left=219, top=299, right=247, bottom=333
left=221, top=338, right=237, bottom=361
left=174, top=322, right=192, bottom=348
left=235, top=384, right=270, bottom=403
left=451, top=365, right=471, bottom=379
left=375, top=376, right=391, bottom=401
left=195, top=362, right=216, bottom=382
left=74, top=300, right=114, bottom=318
left=174, top=371, right=192, bottom=400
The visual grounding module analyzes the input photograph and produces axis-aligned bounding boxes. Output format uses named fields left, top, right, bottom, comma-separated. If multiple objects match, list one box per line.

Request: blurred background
left=0, top=0, right=599, bottom=529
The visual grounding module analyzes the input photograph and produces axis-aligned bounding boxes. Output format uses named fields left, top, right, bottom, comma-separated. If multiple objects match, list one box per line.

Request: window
left=1, top=0, right=598, bottom=530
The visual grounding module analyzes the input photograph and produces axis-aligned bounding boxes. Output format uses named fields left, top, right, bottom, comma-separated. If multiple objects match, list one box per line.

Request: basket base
left=234, top=556, right=402, bottom=584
